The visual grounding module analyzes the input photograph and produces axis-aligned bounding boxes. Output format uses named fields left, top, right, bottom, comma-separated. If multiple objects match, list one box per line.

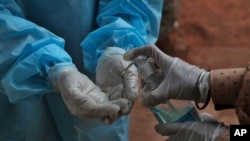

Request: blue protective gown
left=0, top=0, right=163, bottom=140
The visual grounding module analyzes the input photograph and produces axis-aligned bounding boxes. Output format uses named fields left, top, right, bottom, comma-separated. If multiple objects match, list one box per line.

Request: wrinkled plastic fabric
left=82, top=0, right=163, bottom=78
left=0, top=0, right=163, bottom=141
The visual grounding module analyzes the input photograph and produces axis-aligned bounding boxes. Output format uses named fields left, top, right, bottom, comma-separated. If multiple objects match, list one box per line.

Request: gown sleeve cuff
left=48, top=62, right=77, bottom=91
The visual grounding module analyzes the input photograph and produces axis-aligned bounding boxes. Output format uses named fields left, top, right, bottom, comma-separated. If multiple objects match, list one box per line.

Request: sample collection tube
left=123, top=56, right=201, bottom=123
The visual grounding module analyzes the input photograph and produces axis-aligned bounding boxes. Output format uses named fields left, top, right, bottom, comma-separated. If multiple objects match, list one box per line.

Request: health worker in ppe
left=124, top=45, right=250, bottom=141
left=0, top=0, right=163, bottom=141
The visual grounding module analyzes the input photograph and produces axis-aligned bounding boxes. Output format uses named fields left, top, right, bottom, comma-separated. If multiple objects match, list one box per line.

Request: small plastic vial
left=135, top=57, right=164, bottom=90
left=135, top=56, right=201, bottom=123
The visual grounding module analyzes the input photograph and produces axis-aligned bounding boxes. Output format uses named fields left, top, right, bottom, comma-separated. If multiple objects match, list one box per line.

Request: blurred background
left=130, top=0, right=250, bottom=140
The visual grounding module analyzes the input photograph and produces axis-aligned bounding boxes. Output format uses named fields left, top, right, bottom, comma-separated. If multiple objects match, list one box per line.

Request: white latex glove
left=49, top=63, right=131, bottom=120
left=96, top=47, right=138, bottom=124
left=124, top=45, right=210, bottom=107
left=155, top=113, right=229, bottom=141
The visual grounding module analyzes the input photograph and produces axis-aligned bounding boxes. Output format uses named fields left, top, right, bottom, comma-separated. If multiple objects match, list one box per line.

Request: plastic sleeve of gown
left=81, top=0, right=164, bottom=75
left=78, top=1, right=163, bottom=141
left=0, top=0, right=73, bottom=103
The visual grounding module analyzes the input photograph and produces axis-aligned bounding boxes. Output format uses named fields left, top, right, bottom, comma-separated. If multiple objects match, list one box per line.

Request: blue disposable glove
left=49, top=63, right=131, bottom=121
left=96, top=47, right=138, bottom=124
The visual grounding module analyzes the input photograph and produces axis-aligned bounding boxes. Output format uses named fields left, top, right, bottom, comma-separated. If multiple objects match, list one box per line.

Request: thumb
left=155, top=123, right=180, bottom=136
left=200, top=112, right=218, bottom=123
left=123, top=65, right=138, bottom=101
left=110, top=98, right=133, bottom=114
left=123, top=45, right=158, bottom=61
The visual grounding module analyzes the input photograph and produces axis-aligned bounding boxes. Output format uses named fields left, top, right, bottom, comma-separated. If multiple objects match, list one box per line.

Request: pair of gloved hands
left=123, top=45, right=229, bottom=141
left=48, top=44, right=229, bottom=140
left=49, top=47, right=138, bottom=124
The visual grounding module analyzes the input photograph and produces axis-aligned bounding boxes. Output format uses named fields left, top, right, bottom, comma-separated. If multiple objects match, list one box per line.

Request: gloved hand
left=154, top=113, right=230, bottom=141
left=96, top=47, right=138, bottom=124
left=49, top=63, right=131, bottom=121
left=123, top=45, right=210, bottom=107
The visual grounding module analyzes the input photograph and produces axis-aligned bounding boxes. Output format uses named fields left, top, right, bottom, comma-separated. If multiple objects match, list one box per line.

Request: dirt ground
left=130, top=0, right=250, bottom=141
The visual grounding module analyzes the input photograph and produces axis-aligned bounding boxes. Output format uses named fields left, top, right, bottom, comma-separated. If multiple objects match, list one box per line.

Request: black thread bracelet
left=195, top=90, right=211, bottom=110
left=195, top=70, right=211, bottom=110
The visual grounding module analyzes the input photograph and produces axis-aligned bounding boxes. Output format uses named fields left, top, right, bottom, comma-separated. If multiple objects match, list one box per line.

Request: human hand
left=49, top=63, right=131, bottom=121
left=96, top=47, right=138, bottom=124
left=155, top=113, right=229, bottom=141
left=124, top=45, right=209, bottom=107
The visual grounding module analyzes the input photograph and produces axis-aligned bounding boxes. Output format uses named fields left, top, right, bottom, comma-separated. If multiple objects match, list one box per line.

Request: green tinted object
left=150, top=100, right=201, bottom=124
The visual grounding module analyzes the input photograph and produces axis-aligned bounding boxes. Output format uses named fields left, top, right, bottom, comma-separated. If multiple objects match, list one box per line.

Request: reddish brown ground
left=130, top=0, right=250, bottom=141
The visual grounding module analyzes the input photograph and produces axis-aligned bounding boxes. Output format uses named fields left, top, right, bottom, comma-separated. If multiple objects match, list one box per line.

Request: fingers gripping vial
left=122, top=56, right=164, bottom=89
left=123, top=56, right=201, bottom=123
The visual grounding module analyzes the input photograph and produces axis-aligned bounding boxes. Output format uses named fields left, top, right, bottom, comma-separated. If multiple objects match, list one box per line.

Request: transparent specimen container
left=133, top=56, right=201, bottom=123
left=150, top=100, right=201, bottom=124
